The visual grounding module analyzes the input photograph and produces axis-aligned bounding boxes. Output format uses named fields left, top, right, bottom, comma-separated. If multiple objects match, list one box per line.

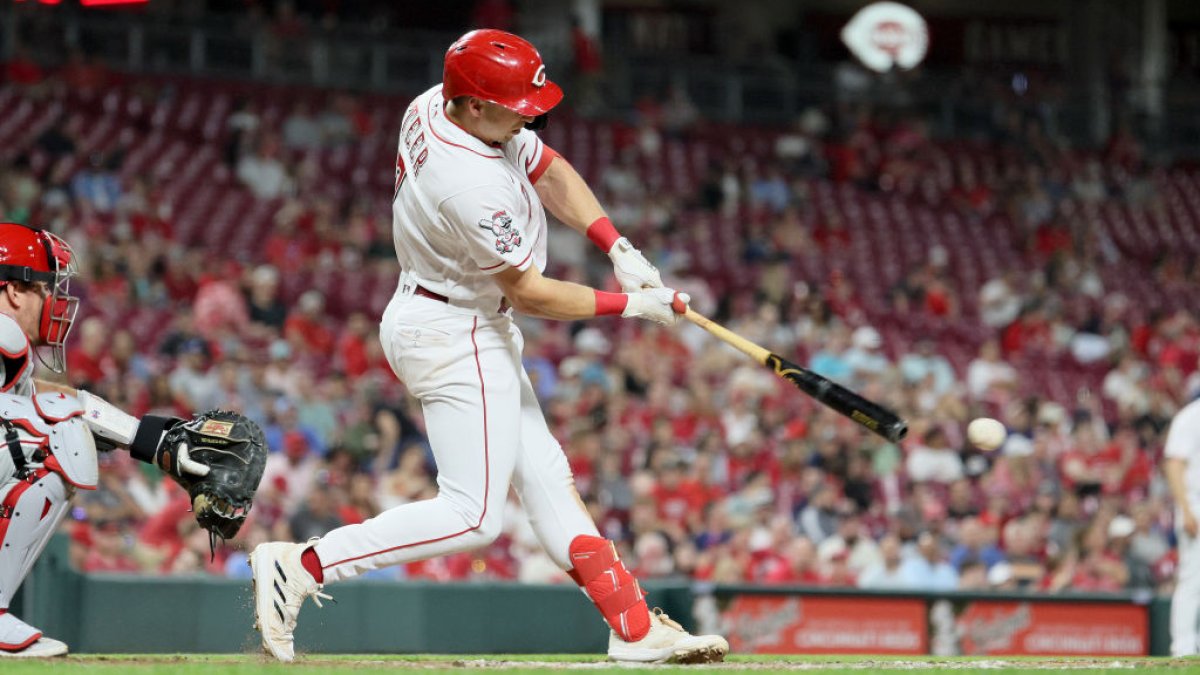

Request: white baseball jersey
left=312, top=85, right=600, bottom=584
left=391, top=85, right=554, bottom=308
left=1166, top=398, right=1200, bottom=513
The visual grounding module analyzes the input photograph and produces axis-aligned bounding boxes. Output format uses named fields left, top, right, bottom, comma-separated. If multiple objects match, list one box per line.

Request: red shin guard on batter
left=567, top=535, right=650, bottom=642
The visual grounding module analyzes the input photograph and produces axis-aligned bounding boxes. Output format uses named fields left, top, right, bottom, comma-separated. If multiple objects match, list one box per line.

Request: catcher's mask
left=0, top=223, right=79, bottom=373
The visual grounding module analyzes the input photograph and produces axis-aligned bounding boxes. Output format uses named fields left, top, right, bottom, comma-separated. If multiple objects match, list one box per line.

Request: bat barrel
left=769, top=354, right=909, bottom=444
left=883, top=419, right=908, bottom=443
left=683, top=307, right=909, bottom=444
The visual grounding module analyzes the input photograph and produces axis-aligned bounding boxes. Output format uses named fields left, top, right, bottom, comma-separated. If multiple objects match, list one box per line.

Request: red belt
left=414, top=285, right=449, bottom=303
left=415, top=285, right=510, bottom=313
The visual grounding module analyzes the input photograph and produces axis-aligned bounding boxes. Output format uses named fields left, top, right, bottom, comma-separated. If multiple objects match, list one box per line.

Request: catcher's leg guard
left=567, top=535, right=651, bottom=642
left=0, top=470, right=71, bottom=615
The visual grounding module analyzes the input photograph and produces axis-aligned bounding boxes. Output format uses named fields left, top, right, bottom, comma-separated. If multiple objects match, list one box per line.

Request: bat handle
left=682, top=307, right=771, bottom=363
left=671, top=293, right=688, bottom=315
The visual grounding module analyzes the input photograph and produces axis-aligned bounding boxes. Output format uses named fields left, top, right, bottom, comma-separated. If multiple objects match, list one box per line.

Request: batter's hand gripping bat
left=678, top=304, right=908, bottom=443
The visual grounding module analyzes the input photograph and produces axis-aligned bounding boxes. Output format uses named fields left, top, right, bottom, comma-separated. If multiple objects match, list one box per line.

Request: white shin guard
left=0, top=471, right=71, bottom=612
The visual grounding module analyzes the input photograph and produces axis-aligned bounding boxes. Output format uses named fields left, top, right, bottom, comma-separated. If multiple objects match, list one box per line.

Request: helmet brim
left=506, top=80, right=564, bottom=117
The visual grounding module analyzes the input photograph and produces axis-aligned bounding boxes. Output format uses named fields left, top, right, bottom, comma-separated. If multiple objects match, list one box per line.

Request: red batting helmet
left=0, top=223, right=79, bottom=373
left=442, top=29, right=563, bottom=117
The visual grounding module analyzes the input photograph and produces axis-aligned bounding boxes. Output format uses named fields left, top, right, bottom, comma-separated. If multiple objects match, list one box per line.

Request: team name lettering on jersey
left=478, top=210, right=523, bottom=253
left=395, top=103, right=429, bottom=197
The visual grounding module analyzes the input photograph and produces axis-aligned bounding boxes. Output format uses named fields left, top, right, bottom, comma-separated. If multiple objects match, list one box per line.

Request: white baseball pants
left=314, top=289, right=599, bottom=582
left=1173, top=508, right=1200, bottom=656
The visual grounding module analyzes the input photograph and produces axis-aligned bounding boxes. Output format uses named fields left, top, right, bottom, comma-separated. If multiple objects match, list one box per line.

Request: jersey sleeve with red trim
left=441, top=187, right=535, bottom=274
left=503, top=128, right=558, bottom=185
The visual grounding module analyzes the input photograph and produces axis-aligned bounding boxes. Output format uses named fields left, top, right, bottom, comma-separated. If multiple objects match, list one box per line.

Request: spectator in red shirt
left=82, top=521, right=140, bottom=573
left=263, top=202, right=318, bottom=272
left=765, top=535, right=822, bottom=584
left=470, top=0, right=514, bottom=31
left=138, top=486, right=193, bottom=560
left=336, top=312, right=374, bottom=377
left=67, top=316, right=109, bottom=388
left=59, top=48, right=111, bottom=96
left=1058, top=424, right=1114, bottom=494
left=923, top=277, right=957, bottom=317
left=193, top=266, right=251, bottom=340
left=1002, top=303, right=1054, bottom=354
left=5, top=46, right=44, bottom=89
left=336, top=473, right=378, bottom=526
left=569, top=15, right=603, bottom=113
left=284, top=290, right=335, bottom=355
left=1033, top=221, right=1072, bottom=258
left=1108, top=424, right=1153, bottom=497
left=652, top=455, right=707, bottom=529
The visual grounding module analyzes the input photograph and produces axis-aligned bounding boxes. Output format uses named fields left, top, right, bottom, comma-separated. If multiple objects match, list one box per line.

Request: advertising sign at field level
left=722, top=596, right=927, bottom=654
left=950, top=601, right=1147, bottom=656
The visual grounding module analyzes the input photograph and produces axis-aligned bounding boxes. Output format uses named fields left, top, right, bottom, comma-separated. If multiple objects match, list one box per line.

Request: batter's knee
left=470, top=511, right=505, bottom=547
left=442, top=497, right=505, bottom=550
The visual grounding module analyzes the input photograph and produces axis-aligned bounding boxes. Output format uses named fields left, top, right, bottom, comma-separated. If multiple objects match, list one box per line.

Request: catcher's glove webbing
left=131, top=410, right=267, bottom=554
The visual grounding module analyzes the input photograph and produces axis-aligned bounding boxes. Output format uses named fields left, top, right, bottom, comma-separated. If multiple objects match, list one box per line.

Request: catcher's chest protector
left=0, top=392, right=97, bottom=490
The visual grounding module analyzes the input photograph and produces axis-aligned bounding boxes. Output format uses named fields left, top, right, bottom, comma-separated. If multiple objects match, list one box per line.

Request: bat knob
left=671, top=292, right=688, bottom=315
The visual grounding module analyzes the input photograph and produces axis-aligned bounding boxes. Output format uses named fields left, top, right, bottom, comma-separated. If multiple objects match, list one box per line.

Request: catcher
left=0, top=222, right=266, bottom=658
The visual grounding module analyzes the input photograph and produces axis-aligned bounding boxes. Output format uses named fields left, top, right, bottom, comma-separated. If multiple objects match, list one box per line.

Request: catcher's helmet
left=0, top=222, right=79, bottom=373
left=442, top=29, right=563, bottom=117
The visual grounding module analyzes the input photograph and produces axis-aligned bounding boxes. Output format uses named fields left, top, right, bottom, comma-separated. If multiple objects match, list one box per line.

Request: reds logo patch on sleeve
left=478, top=210, right=523, bottom=254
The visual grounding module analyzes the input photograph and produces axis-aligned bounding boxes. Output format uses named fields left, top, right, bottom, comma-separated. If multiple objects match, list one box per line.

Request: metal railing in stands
left=0, top=6, right=1188, bottom=151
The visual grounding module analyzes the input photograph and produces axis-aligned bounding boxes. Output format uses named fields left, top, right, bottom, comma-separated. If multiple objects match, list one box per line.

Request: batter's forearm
left=509, top=276, right=609, bottom=320
left=534, top=156, right=607, bottom=235
left=1165, top=458, right=1192, bottom=511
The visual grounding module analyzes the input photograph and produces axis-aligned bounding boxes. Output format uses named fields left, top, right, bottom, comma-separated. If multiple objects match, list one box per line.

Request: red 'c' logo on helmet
left=531, top=65, right=546, bottom=88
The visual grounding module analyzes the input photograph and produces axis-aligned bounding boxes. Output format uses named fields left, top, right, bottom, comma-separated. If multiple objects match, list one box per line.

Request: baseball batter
left=251, top=30, right=728, bottom=664
left=1166, top=397, right=1200, bottom=656
left=0, top=223, right=212, bottom=658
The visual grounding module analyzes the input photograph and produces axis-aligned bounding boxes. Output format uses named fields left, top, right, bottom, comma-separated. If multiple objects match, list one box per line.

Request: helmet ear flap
left=524, top=114, right=549, bottom=131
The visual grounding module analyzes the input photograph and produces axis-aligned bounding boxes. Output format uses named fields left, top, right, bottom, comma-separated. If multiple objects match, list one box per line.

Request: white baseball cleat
left=0, top=637, right=68, bottom=658
left=0, top=613, right=68, bottom=658
left=250, top=541, right=332, bottom=662
left=607, top=608, right=729, bottom=664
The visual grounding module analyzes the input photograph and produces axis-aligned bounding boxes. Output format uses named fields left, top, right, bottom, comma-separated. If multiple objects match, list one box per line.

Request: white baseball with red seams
left=311, top=84, right=600, bottom=581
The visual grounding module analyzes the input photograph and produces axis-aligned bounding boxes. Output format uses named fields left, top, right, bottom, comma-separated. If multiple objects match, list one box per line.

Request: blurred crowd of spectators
left=0, top=58, right=1194, bottom=599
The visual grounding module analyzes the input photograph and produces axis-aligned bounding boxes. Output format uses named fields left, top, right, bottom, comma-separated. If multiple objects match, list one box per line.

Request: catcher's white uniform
left=312, top=85, right=600, bottom=580
left=0, top=314, right=97, bottom=657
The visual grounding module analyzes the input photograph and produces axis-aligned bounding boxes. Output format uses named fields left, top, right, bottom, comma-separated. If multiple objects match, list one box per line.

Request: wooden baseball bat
left=681, top=306, right=908, bottom=443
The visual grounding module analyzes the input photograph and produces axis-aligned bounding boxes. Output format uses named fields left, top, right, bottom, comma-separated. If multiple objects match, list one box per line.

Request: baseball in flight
left=967, top=417, right=1006, bottom=451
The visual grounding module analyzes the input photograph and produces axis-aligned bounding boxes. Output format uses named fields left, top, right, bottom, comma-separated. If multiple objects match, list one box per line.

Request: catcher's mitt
left=162, top=410, right=267, bottom=550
